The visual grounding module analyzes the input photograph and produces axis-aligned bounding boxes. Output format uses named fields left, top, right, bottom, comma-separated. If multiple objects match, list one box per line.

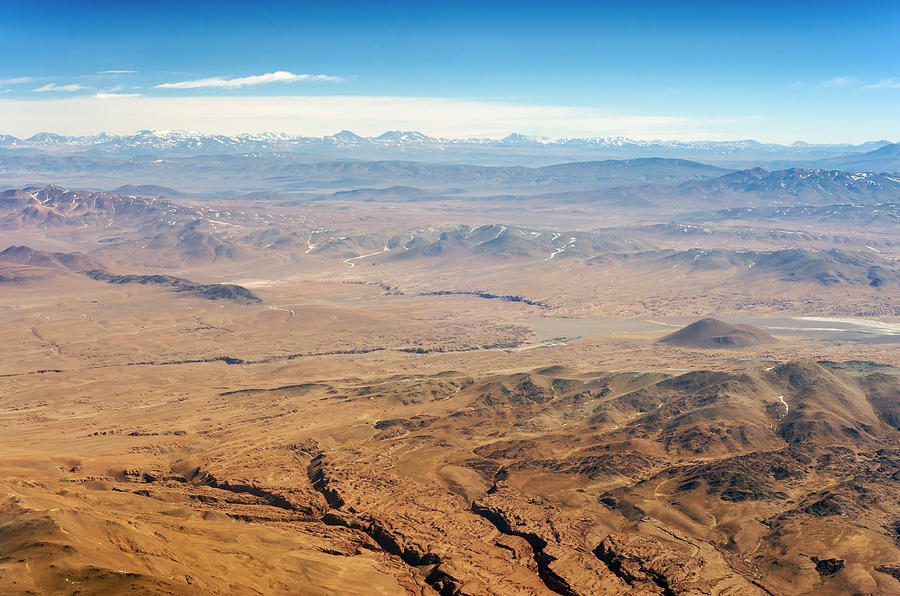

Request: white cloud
left=0, top=95, right=756, bottom=141
left=101, top=85, right=143, bottom=93
left=815, top=76, right=900, bottom=90
left=33, top=83, right=89, bottom=93
left=98, top=70, right=135, bottom=74
left=0, top=76, right=39, bottom=85
left=94, top=92, right=142, bottom=99
left=818, top=76, right=858, bottom=88
left=156, top=70, right=342, bottom=89
left=865, top=78, right=900, bottom=89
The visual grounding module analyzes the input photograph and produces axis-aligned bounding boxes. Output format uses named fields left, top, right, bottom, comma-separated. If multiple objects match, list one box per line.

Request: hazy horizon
left=3, top=1, right=899, bottom=144
left=0, top=117, right=894, bottom=147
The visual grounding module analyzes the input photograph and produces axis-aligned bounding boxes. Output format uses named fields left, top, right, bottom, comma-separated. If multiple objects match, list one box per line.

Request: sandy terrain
left=0, top=186, right=898, bottom=594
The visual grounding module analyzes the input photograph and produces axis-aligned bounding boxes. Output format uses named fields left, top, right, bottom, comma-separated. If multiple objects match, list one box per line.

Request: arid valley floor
left=1, top=155, right=899, bottom=595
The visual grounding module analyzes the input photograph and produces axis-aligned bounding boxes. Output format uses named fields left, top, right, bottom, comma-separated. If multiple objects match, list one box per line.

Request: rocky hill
left=657, top=318, right=778, bottom=348
left=0, top=245, right=104, bottom=272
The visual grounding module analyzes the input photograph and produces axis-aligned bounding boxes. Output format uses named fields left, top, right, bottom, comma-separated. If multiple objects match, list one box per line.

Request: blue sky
left=1, top=0, right=898, bottom=142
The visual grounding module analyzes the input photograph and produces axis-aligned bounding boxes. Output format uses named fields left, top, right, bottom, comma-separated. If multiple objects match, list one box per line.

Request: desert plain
left=0, top=165, right=898, bottom=596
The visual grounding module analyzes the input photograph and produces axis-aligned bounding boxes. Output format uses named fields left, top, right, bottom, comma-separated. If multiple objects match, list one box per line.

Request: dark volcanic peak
left=657, top=318, right=778, bottom=348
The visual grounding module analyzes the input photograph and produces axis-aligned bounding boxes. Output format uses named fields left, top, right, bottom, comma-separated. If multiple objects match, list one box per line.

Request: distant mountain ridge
left=2, top=160, right=897, bottom=207
left=0, top=129, right=891, bottom=165
left=110, top=184, right=185, bottom=198
left=602, top=247, right=900, bottom=289
left=0, top=185, right=191, bottom=229
left=670, top=167, right=900, bottom=205
left=819, top=142, right=900, bottom=173
left=588, top=167, right=900, bottom=209
left=0, top=156, right=730, bottom=196
left=0, top=245, right=104, bottom=272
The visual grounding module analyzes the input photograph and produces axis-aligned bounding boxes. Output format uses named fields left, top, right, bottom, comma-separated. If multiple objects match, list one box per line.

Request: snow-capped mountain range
left=0, top=129, right=891, bottom=164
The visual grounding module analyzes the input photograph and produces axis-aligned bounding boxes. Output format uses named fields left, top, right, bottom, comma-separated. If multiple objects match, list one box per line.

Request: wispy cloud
left=865, top=78, right=900, bottom=89
left=814, top=76, right=900, bottom=90
left=94, top=92, right=142, bottom=99
left=0, top=76, right=40, bottom=85
left=819, top=76, right=858, bottom=88
left=33, top=83, right=90, bottom=93
left=98, top=70, right=135, bottom=74
left=101, top=85, right=139, bottom=93
left=156, top=70, right=342, bottom=89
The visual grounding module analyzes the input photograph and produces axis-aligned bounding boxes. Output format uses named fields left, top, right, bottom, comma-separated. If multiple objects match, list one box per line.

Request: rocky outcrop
left=85, top=270, right=261, bottom=303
